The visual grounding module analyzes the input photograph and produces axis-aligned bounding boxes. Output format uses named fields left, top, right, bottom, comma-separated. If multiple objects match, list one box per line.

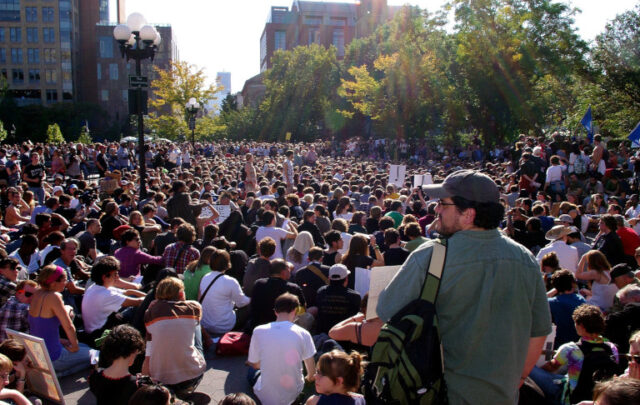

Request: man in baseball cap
left=315, top=264, right=360, bottom=335
left=378, top=169, right=551, bottom=404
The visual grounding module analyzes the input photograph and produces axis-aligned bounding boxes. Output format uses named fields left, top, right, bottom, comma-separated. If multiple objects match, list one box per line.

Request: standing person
left=247, top=293, right=316, bottom=405
left=22, top=152, right=45, bottom=205
left=377, top=170, right=551, bottom=405
left=245, top=153, right=258, bottom=193
left=284, top=150, right=295, bottom=193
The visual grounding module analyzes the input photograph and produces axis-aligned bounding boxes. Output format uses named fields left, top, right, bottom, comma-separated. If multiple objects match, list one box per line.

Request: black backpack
left=361, top=239, right=448, bottom=405
left=566, top=340, right=619, bottom=403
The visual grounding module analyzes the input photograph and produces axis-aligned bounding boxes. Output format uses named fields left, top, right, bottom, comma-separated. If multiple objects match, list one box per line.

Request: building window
left=101, top=89, right=109, bottom=101
left=28, top=69, right=39, bottom=83
left=109, top=63, right=118, bottom=80
left=331, top=17, right=346, bottom=26
left=333, top=29, right=345, bottom=57
left=11, top=68, right=23, bottom=84
left=122, top=90, right=128, bottom=101
left=42, top=27, right=54, bottom=43
left=25, top=7, right=37, bottom=22
left=275, top=31, right=286, bottom=51
left=43, top=48, right=56, bottom=63
left=0, top=48, right=5, bottom=63
left=42, top=7, right=54, bottom=23
left=9, top=27, right=20, bottom=42
left=260, top=32, right=267, bottom=64
left=0, top=0, right=20, bottom=22
left=46, top=89, right=57, bottom=103
left=308, top=28, right=320, bottom=45
left=96, top=63, right=101, bottom=80
left=0, top=69, right=6, bottom=80
left=0, top=28, right=4, bottom=42
left=99, top=36, right=113, bottom=58
left=27, top=48, right=39, bottom=63
left=10, top=47, right=21, bottom=63
left=26, top=27, right=37, bottom=42
left=45, top=69, right=56, bottom=83
left=304, top=16, right=323, bottom=25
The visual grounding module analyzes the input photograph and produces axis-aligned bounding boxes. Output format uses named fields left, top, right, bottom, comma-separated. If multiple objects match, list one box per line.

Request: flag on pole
left=628, top=121, right=640, bottom=148
left=581, top=106, right=594, bottom=143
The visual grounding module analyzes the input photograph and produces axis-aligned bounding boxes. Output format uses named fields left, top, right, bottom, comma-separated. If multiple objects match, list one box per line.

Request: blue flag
left=581, top=106, right=594, bottom=142
left=628, top=121, right=640, bottom=146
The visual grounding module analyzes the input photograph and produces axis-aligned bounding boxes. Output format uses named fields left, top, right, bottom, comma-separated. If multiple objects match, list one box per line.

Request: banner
left=581, top=106, right=594, bottom=143
left=413, top=173, right=433, bottom=187
left=365, top=265, right=402, bottom=320
left=628, top=121, right=640, bottom=148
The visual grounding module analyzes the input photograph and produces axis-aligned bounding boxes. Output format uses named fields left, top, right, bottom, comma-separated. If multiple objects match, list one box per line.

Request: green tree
left=46, top=123, right=65, bottom=145
left=220, top=94, right=238, bottom=114
left=0, top=121, right=6, bottom=143
left=258, top=44, right=341, bottom=141
left=145, top=113, right=188, bottom=140
left=150, top=61, right=220, bottom=125
left=77, top=125, right=92, bottom=144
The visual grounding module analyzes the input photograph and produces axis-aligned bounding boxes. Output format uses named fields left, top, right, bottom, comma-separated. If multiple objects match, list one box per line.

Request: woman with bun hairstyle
left=28, top=264, right=91, bottom=377
left=306, top=350, right=366, bottom=405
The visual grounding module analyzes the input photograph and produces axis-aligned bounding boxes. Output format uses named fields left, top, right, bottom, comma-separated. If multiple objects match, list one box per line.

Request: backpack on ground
left=564, top=340, right=619, bottom=404
left=361, top=239, right=448, bottom=405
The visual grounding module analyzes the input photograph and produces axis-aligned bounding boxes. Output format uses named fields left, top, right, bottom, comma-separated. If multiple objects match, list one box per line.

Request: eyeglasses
left=436, top=200, right=456, bottom=207
left=17, top=290, right=33, bottom=298
left=617, top=353, right=640, bottom=364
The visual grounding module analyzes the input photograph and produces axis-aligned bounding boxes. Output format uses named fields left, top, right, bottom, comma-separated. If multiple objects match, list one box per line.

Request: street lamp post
left=185, top=98, right=200, bottom=148
left=113, top=12, right=161, bottom=199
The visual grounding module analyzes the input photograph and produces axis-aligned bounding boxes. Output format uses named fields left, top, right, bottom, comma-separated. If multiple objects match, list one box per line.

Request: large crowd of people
left=0, top=132, right=638, bottom=405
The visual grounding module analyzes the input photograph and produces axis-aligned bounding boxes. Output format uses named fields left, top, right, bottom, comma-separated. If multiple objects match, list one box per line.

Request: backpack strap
left=172, top=243, right=190, bottom=269
left=308, top=264, right=329, bottom=285
left=199, top=273, right=224, bottom=303
left=419, top=238, right=447, bottom=303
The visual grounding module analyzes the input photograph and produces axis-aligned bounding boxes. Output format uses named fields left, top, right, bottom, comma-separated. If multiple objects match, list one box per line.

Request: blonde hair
left=155, top=277, right=183, bottom=301
left=0, top=353, right=12, bottom=373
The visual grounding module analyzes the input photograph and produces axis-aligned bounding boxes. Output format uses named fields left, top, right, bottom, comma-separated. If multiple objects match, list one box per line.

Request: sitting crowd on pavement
left=0, top=133, right=638, bottom=405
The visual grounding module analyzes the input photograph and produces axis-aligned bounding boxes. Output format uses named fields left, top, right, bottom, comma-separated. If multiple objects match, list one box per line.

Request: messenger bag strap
left=199, top=273, right=224, bottom=303
left=172, top=243, right=190, bottom=269
left=308, top=264, right=329, bottom=285
left=419, top=238, right=448, bottom=304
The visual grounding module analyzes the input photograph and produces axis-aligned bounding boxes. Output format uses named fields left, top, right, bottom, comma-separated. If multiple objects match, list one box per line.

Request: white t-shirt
left=199, top=271, right=250, bottom=334
left=248, top=321, right=316, bottom=405
left=81, top=284, right=127, bottom=333
left=256, top=226, right=289, bottom=259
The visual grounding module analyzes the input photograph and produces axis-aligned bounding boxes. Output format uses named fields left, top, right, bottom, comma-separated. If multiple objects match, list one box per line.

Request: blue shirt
left=548, top=293, right=586, bottom=349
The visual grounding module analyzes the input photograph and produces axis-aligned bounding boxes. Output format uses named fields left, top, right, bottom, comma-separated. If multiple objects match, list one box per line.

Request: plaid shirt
left=162, top=242, right=200, bottom=274
left=0, top=276, right=16, bottom=308
left=0, top=297, right=29, bottom=340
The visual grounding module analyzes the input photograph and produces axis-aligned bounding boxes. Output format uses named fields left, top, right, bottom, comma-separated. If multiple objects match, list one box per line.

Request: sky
left=121, top=0, right=639, bottom=93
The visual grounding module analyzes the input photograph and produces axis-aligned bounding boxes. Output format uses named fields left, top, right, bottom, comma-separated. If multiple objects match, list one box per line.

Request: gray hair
left=617, top=285, right=640, bottom=305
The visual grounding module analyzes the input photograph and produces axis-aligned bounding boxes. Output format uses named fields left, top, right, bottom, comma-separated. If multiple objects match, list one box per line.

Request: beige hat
left=545, top=225, right=572, bottom=241
left=292, top=231, right=314, bottom=255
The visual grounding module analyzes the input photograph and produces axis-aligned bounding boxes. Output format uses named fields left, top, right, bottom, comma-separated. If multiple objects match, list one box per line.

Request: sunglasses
left=17, top=290, right=33, bottom=298
left=618, top=353, right=640, bottom=364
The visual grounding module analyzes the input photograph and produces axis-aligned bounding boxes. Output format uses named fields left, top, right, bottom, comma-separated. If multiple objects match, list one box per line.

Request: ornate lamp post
left=113, top=12, right=161, bottom=199
left=185, top=98, right=200, bottom=148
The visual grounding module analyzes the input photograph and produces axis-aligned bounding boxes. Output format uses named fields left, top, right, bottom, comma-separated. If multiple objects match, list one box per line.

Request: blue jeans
left=528, top=366, right=564, bottom=405
left=53, top=343, right=92, bottom=377
left=29, top=187, right=44, bottom=205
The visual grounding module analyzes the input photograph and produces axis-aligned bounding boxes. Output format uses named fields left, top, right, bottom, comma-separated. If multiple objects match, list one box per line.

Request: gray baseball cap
left=423, top=170, right=500, bottom=203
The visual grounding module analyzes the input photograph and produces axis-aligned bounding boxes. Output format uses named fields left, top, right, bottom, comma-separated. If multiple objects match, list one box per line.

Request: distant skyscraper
left=211, top=71, right=231, bottom=113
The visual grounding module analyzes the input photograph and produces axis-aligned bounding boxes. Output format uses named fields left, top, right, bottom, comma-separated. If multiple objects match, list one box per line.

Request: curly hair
left=99, top=325, right=144, bottom=368
left=572, top=304, right=605, bottom=335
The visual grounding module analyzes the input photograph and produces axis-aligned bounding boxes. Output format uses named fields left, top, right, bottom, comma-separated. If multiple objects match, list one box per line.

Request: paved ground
left=61, top=346, right=252, bottom=405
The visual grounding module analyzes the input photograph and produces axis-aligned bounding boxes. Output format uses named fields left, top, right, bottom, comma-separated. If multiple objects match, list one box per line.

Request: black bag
left=361, top=239, right=448, bottom=405
left=566, top=340, right=619, bottom=403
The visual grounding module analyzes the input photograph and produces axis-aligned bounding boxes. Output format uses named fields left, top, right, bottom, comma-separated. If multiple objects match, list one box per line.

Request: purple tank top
left=28, top=314, right=62, bottom=361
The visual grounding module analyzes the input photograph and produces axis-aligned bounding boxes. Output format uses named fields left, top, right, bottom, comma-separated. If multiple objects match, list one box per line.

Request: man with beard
left=377, top=170, right=551, bottom=405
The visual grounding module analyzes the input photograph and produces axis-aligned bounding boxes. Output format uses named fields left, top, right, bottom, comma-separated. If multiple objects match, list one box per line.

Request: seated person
left=81, top=256, right=145, bottom=342
left=143, top=277, right=205, bottom=399
left=250, top=259, right=306, bottom=330
left=604, top=285, right=640, bottom=355
left=0, top=353, right=31, bottom=405
left=294, top=247, right=330, bottom=309
left=547, top=270, right=585, bottom=349
left=0, top=280, right=37, bottom=340
left=382, top=228, right=409, bottom=266
left=129, top=384, right=172, bottom=405
left=0, top=339, right=33, bottom=395
left=305, top=350, right=366, bottom=405
left=529, top=304, right=620, bottom=404
left=247, top=293, right=316, bottom=405
left=89, top=325, right=146, bottom=405
left=316, top=264, right=361, bottom=335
